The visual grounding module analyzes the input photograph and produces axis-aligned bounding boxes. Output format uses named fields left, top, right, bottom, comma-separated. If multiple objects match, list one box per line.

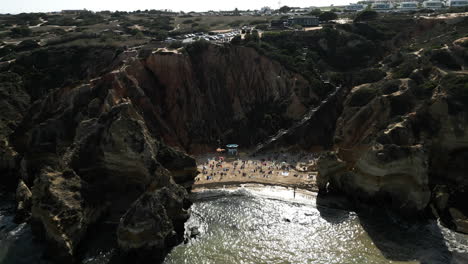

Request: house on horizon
left=397, top=2, right=419, bottom=11
left=448, top=0, right=468, bottom=7
left=270, top=19, right=287, bottom=28
left=422, top=0, right=444, bottom=9
left=288, top=16, right=319, bottom=27
left=344, top=3, right=366, bottom=11
left=371, top=2, right=393, bottom=11
left=61, top=9, right=87, bottom=14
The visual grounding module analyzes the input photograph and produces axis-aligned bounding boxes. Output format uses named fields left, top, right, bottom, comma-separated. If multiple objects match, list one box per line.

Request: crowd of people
left=195, top=152, right=319, bottom=183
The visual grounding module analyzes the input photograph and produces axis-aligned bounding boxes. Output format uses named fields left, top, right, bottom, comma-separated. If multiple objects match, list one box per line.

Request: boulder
left=14, top=179, right=32, bottom=222
left=31, top=169, right=103, bottom=261
left=322, top=78, right=432, bottom=213
left=449, top=208, right=468, bottom=234
left=117, top=179, right=191, bottom=261
left=316, top=152, right=346, bottom=192
left=25, top=100, right=196, bottom=262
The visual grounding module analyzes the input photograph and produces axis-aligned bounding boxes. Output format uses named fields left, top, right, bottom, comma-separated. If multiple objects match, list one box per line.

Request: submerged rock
left=188, top=226, right=200, bottom=238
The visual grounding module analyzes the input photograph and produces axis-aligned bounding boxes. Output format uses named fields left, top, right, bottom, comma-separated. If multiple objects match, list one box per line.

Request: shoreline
left=192, top=180, right=318, bottom=192
left=193, top=151, right=320, bottom=192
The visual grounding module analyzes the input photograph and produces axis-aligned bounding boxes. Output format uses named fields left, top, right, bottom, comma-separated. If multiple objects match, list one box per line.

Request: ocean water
left=165, top=186, right=468, bottom=264
left=1, top=187, right=468, bottom=264
left=0, top=193, right=49, bottom=264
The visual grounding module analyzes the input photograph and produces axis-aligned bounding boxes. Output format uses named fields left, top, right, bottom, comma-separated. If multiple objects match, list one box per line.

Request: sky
left=0, top=0, right=351, bottom=14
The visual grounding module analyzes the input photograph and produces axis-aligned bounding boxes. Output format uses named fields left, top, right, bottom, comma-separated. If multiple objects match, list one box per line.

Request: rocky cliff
left=15, top=89, right=197, bottom=261
left=251, top=17, right=468, bottom=233
left=0, top=42, right=322, bottom=262
left=318, top=67, right=468, bottom=232
left=117, top=45, right=320, bottom=153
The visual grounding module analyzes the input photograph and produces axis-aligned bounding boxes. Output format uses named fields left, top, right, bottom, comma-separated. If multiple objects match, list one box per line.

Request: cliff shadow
left=0, top=194, right=49, bottom=264
left=316, top=192, right=352, bottom=224
left=356, top=208, right=466, bottom=264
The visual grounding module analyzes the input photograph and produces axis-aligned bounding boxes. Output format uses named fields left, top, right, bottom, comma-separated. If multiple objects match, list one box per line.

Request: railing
left=253, top=82, right=344, bottom=155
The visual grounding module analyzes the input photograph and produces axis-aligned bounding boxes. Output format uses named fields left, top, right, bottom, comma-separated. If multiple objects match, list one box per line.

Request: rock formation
left=0, top=43, right=321, bottom=262
left=317, top=73, right=468, bottom=231
left=112, top=45, right=320, bottom=152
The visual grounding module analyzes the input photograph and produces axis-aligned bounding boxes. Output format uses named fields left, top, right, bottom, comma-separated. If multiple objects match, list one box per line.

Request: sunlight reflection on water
left=164, top=185, right=468, bottom=264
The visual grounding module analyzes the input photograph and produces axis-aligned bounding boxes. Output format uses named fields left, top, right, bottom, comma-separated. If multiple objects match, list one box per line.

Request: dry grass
left=173, top=15, right=281, bottom=31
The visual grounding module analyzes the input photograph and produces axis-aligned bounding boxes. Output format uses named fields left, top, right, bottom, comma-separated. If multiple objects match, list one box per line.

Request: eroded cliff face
left=2, top=43, right=321, bottom=262
left=317, top=73, right=468, bottom=232
left=16, top=94, right=196, bottom=261
left=111, top=45, right=319, bottom=153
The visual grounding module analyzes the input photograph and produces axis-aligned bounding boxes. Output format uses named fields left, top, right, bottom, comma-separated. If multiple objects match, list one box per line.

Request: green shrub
left=443, top=74, right=468, bottom=108
left=392, top=59, right=418, bottom=78
left=76, top=11, right=104, bottom=25
left=319, top=12, right=338, bottom=22
left=354, top=10, right=378, bottom=22
left=15, top=39, right=40, bottom=51
left=390, top=92, right=413, bottom=116
left=429, top=49, right=461, bottom=70
left=182, top=19, right=194, bottom=24
left=230, top=35, right=242, bottom=45
left=414, top=80, right=437, bottom=97
left=381, top=79, right=401, bottom=95
left=10, top=26, right=32, bottom=37
left=186, top=39, right=210, bottom=57
left=255, top=24, right=269, bottom=31
left=134, top=31, right=145, bottom=39
left=328, top=68, right=386, bottom=87
left=168, top=41, right=183, bottom=49
left=228, top=20, right=243, bottom=27
left=348, top=85, right=378, bottom=107
left=0, top=45, right=15, bottom=58
left=45, top=16, right=76, bottom=26
left=250, top=20, right=267, bottom=25
left=309, top=8, right=322, bottom=16
left=244, top=30, right=260, bottom=43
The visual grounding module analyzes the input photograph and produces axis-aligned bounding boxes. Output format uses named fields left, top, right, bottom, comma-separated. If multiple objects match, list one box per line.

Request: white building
left=422, top=0, right=444, bottom=8
left=448, top=0, right=468, bottom=7
left=371, top=2, right=394, bottom=11
left=290, top=7, right=313, bottom=14
left=397, top=2, right=419, bottom=11
left=345, top=3, right=366, bottom=11
left=260, top=6, right=272, bottom=15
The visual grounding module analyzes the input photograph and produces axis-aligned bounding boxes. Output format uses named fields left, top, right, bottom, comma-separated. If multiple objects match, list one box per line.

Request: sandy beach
left=193, top=152, right=320, bottom=191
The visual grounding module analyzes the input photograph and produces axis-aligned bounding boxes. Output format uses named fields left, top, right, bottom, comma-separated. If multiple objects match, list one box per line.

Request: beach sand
left=193, top=152, right=320, bottom=191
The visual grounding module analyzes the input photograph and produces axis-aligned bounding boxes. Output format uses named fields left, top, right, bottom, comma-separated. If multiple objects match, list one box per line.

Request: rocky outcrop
left=14, top=179, right=32, bottom=222
left=425, top=94, right=468, bottom=233
left=318, top=79, right=429, bottom=211
left=4, top=50, right=199, bottom=260
left=0, top=72, right=30, bottom=189
left=254, top=84, right=347, bottom=154
left=31, top=169, right=101, bottom=261
left=106, top=45, right=320, bottom=152
left=315, top=70, right=468, bottom=230
left=2, top=43, right=321, bottom=262
left=117, top=179, right=191, bottom=262
left=312, top=19, right=468, bottom=228
left=21, top=98, right=197, bottom=261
